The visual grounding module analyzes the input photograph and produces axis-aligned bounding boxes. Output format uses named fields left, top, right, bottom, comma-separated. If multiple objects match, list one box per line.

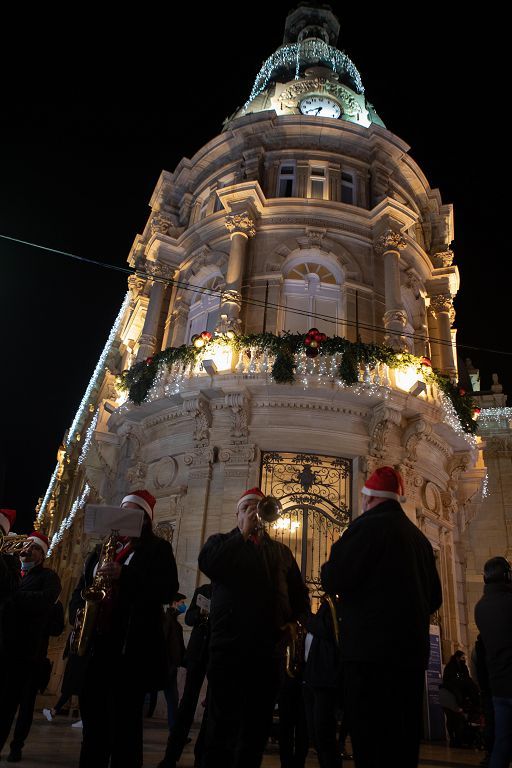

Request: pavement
left=0, top=703, right=487, bottom=767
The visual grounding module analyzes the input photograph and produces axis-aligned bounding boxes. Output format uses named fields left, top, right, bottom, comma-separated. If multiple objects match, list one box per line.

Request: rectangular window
left=310, top=166, right=327, bottom=200
left=341, top=172, right=354, bottom=204
left=277, top=163, right=296, bottom=197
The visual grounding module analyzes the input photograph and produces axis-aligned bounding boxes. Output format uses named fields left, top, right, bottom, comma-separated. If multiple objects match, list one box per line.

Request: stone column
left=221, top=212, right=256, bottom=330
left=135, top=262, right=172, bottom=361
left=429, top=294, right=456, bottom=377
left=374, top=230, right=408, bottom=351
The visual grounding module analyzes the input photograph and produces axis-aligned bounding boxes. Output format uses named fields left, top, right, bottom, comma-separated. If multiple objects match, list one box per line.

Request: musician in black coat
left=198, top=487, right=310, bottom=768
left=321, top=467, right=442, bottom=768
left=73, top=490, right=179, bottom=768
left=0, top=530, right=61, bottom=762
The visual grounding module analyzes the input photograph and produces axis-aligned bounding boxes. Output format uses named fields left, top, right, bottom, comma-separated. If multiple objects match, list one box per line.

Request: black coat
left=475, top=582, right=512, bottom=696
left=321, top=499, right=442, bottom=669
left=198, top=528, right=309, bottom=669
left=183, top=583, right=212, bottom=668
left=70, top=530, right=178, bottom=691
left=303, top=600, right=342, bottom=689
left=0, top=563, right=61, bottom=662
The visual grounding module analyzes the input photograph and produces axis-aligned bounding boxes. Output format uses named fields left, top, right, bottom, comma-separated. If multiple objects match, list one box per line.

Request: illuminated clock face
left=299, top=96, right=341, bottom=118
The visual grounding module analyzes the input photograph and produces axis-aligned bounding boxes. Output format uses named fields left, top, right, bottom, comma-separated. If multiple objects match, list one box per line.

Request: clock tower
left=39, top=4, right=485, bottom=678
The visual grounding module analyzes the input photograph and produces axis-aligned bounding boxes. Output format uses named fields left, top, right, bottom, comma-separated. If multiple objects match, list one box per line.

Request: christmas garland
left=118, top=329, right=478, bottom=434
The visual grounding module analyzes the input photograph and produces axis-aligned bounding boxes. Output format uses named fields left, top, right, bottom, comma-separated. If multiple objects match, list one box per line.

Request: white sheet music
left=84, top=505, right=144, bottom=537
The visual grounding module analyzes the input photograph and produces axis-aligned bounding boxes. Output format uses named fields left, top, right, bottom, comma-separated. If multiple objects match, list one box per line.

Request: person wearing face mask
left=321, top=466, right=442, bottom=768
left=159, top=593, right=187, bottom=730
left=71, top=488, right=179, bottom=768
left=0, top=530, right=61, bottom=763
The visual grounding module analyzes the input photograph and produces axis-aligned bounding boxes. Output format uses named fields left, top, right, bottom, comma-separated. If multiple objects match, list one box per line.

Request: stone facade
left=38, top=6, right=486, bottom=690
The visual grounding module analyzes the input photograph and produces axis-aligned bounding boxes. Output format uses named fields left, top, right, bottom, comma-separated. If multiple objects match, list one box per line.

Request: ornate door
left=260, top=452, right=351, bottom=598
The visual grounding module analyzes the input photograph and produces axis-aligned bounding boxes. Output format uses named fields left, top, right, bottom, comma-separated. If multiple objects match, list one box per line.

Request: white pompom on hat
left=121, top=489, right=156, bottom=519
left=26, top=531, right=49, bottom=557
left=362, top=466, right=406, bottom=503
left=0, top=509, right=16, bottom=535
left=236, top=487, right=265, bottom=510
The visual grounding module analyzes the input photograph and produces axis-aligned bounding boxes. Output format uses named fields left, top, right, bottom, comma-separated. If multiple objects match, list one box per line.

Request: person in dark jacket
left=0, top=509, right=20, bottom=605
left=0, top=530, right=61, bottom=763
left=475, top=556, right=512, bottom=768
left=302, top=595, right=342, bottom=768
left=158, top=582, right=212, bottom=768
left=160, top=592, right=187, bottom=728
left=73, top=489, right=179, bottom=768
left=321, top=466, right=442, bottom=768
left=198, top=487, right=310, bottom=768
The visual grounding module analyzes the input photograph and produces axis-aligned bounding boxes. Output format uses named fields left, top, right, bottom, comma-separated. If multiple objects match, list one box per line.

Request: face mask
left=177, top=603, right=187, bottom=615
left=21, top=561, right=36, bottom=573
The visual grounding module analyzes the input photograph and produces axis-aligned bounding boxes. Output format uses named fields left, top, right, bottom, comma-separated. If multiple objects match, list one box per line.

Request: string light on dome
left=244, top=41, right=364, bottom=111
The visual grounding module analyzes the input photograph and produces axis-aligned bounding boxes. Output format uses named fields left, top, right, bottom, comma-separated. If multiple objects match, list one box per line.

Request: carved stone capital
left=128, top=275, right=147, bottom=299
left=374, top=230, right=407, bottom=256
left=225, top=212, right=256, bottom=238
left=183, top=446, right=215, bottom=479
left=429, top=293, right=455, bottom=321
left=432, top=250, right=455, bottom=268
left=221, top=289, right=243, bottom=309
left=446, top=452, right=471, bottom=489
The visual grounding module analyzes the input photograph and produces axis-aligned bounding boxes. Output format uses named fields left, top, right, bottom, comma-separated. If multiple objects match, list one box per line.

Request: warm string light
left=481, top=471, right=489, bottom=500
left=478, top=407, right=512, bottom=426
left=78, top=409, right=100, bottom=466
left=438, top=391, right=477, bottom=448
left=47, top=483, right=90, bottom=557
left=244, top=40, right=364, bottom=110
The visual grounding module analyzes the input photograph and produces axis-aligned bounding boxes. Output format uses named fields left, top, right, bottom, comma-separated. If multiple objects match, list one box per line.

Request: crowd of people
left=0, top=467, right=510, bottom=767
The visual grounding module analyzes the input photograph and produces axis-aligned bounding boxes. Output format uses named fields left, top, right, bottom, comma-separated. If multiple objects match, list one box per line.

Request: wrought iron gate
left=260, top=452, right=351, bottom=597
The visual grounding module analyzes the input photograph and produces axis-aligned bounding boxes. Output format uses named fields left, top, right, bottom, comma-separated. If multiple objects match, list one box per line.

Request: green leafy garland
left=118, top=331, right=478, bottom=434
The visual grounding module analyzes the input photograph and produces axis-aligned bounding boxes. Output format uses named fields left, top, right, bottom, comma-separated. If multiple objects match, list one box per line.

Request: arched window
left=186, top=276, right=224, bottom=342
left=280, top=260, right=341, bottom=335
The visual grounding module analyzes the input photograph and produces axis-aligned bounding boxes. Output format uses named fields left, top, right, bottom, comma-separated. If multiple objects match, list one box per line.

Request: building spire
left=283, top=3, right=340, bottom=47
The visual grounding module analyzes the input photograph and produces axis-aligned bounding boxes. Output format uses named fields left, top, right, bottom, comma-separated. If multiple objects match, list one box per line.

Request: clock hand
left=315, top=107, right=322, bottom=115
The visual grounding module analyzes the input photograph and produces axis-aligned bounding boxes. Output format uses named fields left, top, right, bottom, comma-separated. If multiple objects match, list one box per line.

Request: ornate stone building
left=38, top=4, right=485, bottom=681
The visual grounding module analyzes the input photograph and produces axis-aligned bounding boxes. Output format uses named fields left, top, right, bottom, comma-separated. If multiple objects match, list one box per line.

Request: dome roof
left=225, top=4, right=385, bottom=129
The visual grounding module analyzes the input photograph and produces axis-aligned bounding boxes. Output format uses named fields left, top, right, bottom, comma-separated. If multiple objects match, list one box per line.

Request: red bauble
left=306, top=347, right=319, bottom=358
left=420, top=356, right=432, bottom=367
left=318, top=333, right=327, bottom=342
left=459, top=388, right=466, bottom=396
left=201, top=331, right=212, bottom=341
left=146, top=356, right=154, bottom=365
left=473, top=407, right=481, bottom=415
left=308, top=328, right=319, bottom=336
left=304, top=335, right=312, bottom=346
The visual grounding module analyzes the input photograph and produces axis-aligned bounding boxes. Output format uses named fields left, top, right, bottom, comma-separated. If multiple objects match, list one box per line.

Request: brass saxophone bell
left=256, top=495, right=283, bottom=524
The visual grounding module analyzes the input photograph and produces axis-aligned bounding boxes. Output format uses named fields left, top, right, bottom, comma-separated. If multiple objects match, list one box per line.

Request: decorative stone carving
left=221, top=289, right=243, bottom=310
left=145, top=261, right=175, bottom=281
left=152, top=456, right=179, bottom=489
left=264, top=262, right=283, bottom=273
left=422, top=481, right=441, bottom=514
left=126, top=461, right=148, bottom=485
left=374, top=230, right=407, bottom=256
left=150, top=212, right=173, bottom=236
left=432, top=250, right=454, bottom=268
left=368, top=404, right=402, bottom=458
left=383, top=309, right=407, bottom=327
left=219, top=444, right=256, bottom=464
left=383, top=309, right=408, bottom=352
left=224, top=393, right=250, bottom=442
left=402, top=416, right=432, bottom=466
left=405, top=269, right=422, bottom=299
left=183, top=396, right=212, bottom=447
left=429, top=294, right=455, bottom=325
left=278, top=78, right=362, bottom=117
left=183, top=446, right=215, bottom=480
left=154, top=521, right=175, bottom=543
left=398, top=466, right=423, bottom=505
left=485, top=435, right=512, bottom=456
left=127, top=275, right=146, bottom=299
left=225, top=213, right=256, bottom=238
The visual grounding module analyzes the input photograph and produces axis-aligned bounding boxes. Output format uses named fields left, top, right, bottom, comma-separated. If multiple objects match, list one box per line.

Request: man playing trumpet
left=197, top=487, right=309, bottom=768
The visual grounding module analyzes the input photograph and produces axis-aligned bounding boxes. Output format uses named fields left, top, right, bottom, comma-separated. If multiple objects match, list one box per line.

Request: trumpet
left=256, top=495, right=283, bottom=526
left=0, top=533, right=29, bottom=554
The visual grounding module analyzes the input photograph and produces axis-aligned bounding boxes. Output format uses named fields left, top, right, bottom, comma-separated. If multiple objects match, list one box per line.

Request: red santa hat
left=362, top=466, right=406, bottom=503
left=121, top=489, right=156, bottom=519
left=0, top=509, right=16, bottom=535
left=26, top=531, right=49, bottom=557
left=237, top=487, right=265, bottom=510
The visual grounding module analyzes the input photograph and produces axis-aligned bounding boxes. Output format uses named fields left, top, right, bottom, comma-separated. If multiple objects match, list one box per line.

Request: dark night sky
left=1, top=4, right=508, bottom=531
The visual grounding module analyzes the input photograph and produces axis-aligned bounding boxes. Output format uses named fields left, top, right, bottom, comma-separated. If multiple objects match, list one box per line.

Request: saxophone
left=71, top=530, right=119, bottom=657
left=285, top=620, right=307, bottom=678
